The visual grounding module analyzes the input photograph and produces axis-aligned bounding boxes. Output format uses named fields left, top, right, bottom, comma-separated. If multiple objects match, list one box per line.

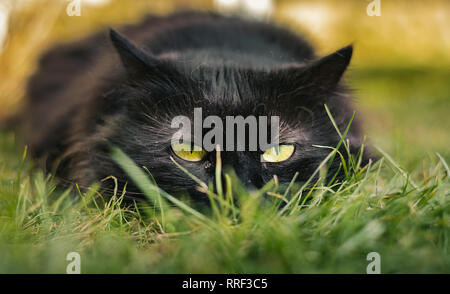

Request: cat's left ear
left=300, top=45, right=353, bottom=91
left=109, top=28, right=161, bottom=77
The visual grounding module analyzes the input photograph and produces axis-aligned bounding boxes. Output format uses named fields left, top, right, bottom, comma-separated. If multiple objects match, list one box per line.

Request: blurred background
left=0, top=0, right=448, bottom=168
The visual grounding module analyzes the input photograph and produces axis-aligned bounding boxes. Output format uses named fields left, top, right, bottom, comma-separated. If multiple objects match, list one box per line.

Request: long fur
left=20, top=11, right=369, bottom=201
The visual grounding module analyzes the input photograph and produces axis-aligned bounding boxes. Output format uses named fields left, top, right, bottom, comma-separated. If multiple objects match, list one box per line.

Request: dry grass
left=0, top=0, right=212, bottom=118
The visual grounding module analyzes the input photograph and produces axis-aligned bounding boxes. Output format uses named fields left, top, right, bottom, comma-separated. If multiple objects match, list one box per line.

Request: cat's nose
left=220, top=172, right=258, bottom=194
left=234, top=168, right=263, bottom=189
left=222, top=163, right=260, bottom=188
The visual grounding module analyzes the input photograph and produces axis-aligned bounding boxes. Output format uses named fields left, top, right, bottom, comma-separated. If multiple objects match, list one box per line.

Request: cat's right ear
left=300, top=45, right=353, bottom=91
left=109, top=28, right=159, bottom=76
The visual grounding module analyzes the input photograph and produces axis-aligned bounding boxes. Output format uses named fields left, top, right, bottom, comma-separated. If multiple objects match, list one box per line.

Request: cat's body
left=21, top=12, right=368, bottom=201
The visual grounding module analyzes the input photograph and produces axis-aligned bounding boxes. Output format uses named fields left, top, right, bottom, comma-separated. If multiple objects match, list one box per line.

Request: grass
left=0, top=101, right=449, bottom=274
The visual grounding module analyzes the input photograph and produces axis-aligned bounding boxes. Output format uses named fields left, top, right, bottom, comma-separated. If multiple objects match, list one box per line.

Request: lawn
left=0, top=67, right=449, bottom=273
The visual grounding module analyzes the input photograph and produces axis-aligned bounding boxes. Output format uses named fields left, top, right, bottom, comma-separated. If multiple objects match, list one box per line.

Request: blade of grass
left=375, top=146, right=418, bottom=189
left=111, top=147, right=211, bottom=225
left=278, top=149, right=337, bottom=216
left=436, top=152, right=449, bottom=178
left=324, top=104, right=355, bottom=172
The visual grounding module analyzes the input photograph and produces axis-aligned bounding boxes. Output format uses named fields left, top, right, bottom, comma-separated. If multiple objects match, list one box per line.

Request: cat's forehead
left=198, top=71, right=280, bottom=114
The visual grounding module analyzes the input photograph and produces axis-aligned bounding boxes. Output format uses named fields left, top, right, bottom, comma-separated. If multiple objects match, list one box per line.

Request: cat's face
left=90, top=30, right=365, bottom=199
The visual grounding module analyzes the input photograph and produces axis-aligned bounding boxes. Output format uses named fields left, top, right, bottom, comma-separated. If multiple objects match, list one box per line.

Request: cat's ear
left=301, top=45, right=353, bottom=90
left=109, top=28, right=159, bottom=76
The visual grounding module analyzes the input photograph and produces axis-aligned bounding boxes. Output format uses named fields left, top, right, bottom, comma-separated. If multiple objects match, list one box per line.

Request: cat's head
left=86, top=29, right=368, bottom=200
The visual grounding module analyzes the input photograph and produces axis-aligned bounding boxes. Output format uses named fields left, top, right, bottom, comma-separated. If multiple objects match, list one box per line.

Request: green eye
left=262, top=145, right=295, bottom=162
left=171, top=143, right=206, bottom=162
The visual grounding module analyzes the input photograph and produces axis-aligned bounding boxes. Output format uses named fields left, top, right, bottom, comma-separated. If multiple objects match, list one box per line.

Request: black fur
left=20, top=11, right=370, bottom=201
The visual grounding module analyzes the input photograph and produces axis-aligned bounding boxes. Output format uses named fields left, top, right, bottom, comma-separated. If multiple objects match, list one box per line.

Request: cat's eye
left=262, top=145, right=295, bottom=162
left=171, top=142, right=207, bottom=162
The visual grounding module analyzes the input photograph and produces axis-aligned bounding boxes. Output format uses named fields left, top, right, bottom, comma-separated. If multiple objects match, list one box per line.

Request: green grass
left=0, top=129, right=449, bottom=273
left=0, top=70, right=449, bottom=274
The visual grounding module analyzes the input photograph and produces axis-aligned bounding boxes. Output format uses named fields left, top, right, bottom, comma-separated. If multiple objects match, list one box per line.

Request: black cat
left=20, top=11, right=369, bottom=201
